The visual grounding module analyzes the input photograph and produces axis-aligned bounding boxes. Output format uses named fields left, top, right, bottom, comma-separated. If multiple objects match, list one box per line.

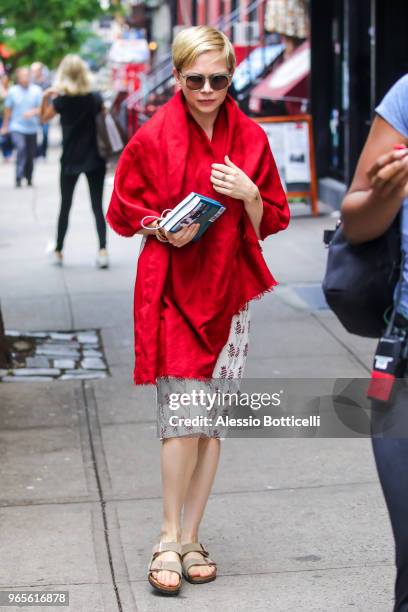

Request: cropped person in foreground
left=342, top=74, right=408, bottom=612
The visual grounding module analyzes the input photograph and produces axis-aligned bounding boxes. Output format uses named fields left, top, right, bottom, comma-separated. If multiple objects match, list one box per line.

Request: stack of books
left=158, top=192, right=226, bottom=242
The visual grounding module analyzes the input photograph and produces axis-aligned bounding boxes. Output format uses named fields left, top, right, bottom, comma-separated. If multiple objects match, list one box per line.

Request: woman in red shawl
left=106, top=26, right=290, bottom=595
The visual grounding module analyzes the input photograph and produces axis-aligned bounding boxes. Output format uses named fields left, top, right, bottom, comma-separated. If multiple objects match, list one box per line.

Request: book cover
left=159, top=192, right=226, bottom=242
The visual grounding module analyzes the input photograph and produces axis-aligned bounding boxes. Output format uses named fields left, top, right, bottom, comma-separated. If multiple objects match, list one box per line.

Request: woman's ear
left=172, top=67, right=181, bottom=86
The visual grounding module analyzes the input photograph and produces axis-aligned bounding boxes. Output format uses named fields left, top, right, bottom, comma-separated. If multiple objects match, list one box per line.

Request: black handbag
left=322, top=213, right=401, bottom=338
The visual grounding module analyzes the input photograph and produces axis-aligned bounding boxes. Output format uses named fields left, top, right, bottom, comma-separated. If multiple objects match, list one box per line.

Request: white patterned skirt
left=156, top=303, right=250, bottom=439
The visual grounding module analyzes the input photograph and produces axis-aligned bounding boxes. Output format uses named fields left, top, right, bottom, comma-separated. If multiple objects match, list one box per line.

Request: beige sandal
left=148, top=541, right=183, bottom=595
left=181, top=542, right=217, bottom=584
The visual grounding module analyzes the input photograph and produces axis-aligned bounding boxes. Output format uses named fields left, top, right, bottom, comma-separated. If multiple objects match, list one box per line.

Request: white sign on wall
left=258, top=120, right=311, bottom=188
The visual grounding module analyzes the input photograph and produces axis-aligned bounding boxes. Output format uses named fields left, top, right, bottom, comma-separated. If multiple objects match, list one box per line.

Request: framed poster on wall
left=253, top=115, right=319, bottom=215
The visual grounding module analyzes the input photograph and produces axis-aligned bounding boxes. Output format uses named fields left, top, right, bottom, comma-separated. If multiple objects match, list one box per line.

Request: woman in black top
left=40, top=54, right=108, bottom=268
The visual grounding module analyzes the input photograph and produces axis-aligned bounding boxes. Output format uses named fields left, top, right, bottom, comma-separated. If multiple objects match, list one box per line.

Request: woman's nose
left=202, top=78, right=213, bottom=93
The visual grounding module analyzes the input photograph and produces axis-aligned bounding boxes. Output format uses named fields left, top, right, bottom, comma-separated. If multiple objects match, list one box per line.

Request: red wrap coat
left=106, top=90, right=290, bottom=385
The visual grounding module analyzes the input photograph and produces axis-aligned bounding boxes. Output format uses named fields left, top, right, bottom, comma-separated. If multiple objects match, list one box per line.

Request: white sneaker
left=50, top=250, right=63, bottom=266
left=97, top=248, right=109, bottom=269
left=46, top=240, right=63, bottom=266
left=45, top=240, right=56, bottom=254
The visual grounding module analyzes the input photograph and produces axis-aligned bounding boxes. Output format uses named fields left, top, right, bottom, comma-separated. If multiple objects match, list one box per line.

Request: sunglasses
left=179, top=72, right=232, bottom=91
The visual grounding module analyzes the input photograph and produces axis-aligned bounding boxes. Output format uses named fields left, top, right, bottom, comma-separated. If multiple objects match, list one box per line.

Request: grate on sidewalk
left=0, top=329, right=110, bottom=382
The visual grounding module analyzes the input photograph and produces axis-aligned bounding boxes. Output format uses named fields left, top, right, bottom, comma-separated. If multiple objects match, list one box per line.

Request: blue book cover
left=159, top=192, right=226, bottom=242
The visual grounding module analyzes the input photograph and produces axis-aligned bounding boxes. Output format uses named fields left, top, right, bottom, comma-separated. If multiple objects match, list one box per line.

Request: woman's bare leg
left=181, top=437, right=221, bottom=578
left=151, top=436, right=199, bottom=587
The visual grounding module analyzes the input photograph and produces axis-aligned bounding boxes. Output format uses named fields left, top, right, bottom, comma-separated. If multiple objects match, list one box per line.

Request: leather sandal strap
left=152, top=541, right=182, bottom=555
left=149, top=558, right=182, bottom=578
left=182, top=556, right=216, bottom=573
left=181, top=542, right=208, bottom=556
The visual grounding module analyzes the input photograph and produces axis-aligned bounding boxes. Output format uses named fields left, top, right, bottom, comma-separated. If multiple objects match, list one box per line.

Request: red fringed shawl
left=106, top=90, right=290, bottom=385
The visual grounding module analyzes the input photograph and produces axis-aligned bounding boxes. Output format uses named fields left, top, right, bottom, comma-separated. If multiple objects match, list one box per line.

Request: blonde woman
left=106, top=26, right=290, bottom=595
left=40, top=54, right=108, bottom=268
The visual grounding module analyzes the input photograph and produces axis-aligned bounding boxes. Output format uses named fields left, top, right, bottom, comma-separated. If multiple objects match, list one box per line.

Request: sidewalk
left=0, top=134, right=397, bottom=612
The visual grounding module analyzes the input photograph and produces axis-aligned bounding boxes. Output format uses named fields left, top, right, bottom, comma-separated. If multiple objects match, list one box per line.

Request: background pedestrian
left=1, top=67, right=41, bottom=187
left=40, top=54, right=108, bottom=268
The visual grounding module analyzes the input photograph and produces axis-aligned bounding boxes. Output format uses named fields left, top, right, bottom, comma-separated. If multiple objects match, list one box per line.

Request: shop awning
left=232, top=44, right=284, bottom=93
left=249, top=40, right=310, bottom=103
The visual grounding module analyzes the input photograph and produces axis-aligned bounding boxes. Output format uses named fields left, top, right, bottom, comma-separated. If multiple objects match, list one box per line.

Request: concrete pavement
left=0, top=130, right=397, bottom=611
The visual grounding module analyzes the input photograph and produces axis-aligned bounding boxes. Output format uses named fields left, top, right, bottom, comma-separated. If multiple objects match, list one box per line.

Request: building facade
left=146, top=0, right=408, bottom=207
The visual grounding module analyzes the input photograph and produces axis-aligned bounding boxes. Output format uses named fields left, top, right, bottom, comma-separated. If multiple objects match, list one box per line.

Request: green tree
left=0, top=0, right=106, bottom=72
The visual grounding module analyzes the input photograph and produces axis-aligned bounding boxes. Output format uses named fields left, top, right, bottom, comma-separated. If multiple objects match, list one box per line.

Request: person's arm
left=1, top=106, right=11, bottom=133
left=40, top=88, right=58, bottom=123
left=106, top=134, right=200, bottom=246
left=342, top=116, right=408, bottom=244
left=23, top=107, right=40, bottom=118
left=94, top=91, right=106, bottom=114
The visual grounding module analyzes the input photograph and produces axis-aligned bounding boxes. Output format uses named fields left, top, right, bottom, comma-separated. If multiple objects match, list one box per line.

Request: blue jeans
left=11, top=131, right=37, bottom=182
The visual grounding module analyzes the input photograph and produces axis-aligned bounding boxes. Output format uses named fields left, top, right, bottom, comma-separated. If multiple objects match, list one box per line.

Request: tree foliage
left=0, top=0, right=105, bottom=72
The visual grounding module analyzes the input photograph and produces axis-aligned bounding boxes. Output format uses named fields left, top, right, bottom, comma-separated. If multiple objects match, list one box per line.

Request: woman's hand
left=162, top=223, right=200, bottom=247
left=43, top=87, right=59, bottom=98
left=367, top=147, right=408, bottom=199
left=40, top=88, right=59, bottom=123
left=210, top=155, right=258, bottom=202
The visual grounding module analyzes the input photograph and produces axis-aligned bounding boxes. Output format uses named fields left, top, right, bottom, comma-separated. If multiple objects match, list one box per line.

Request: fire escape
left=122, top=0, right=281, bottom=134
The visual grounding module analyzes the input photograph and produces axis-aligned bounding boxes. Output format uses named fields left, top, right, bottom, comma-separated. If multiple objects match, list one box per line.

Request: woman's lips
left=199, top=99, right=215, bottom=103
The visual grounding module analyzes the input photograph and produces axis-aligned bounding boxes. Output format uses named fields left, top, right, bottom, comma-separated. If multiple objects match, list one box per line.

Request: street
left=0, top=130, right=397, bottom=612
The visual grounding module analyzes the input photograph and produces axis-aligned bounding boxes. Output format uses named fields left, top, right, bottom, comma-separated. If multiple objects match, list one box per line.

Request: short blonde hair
left=54, top=54, right=93, bottom=96
left=172, top=26, right=236, bottom=74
